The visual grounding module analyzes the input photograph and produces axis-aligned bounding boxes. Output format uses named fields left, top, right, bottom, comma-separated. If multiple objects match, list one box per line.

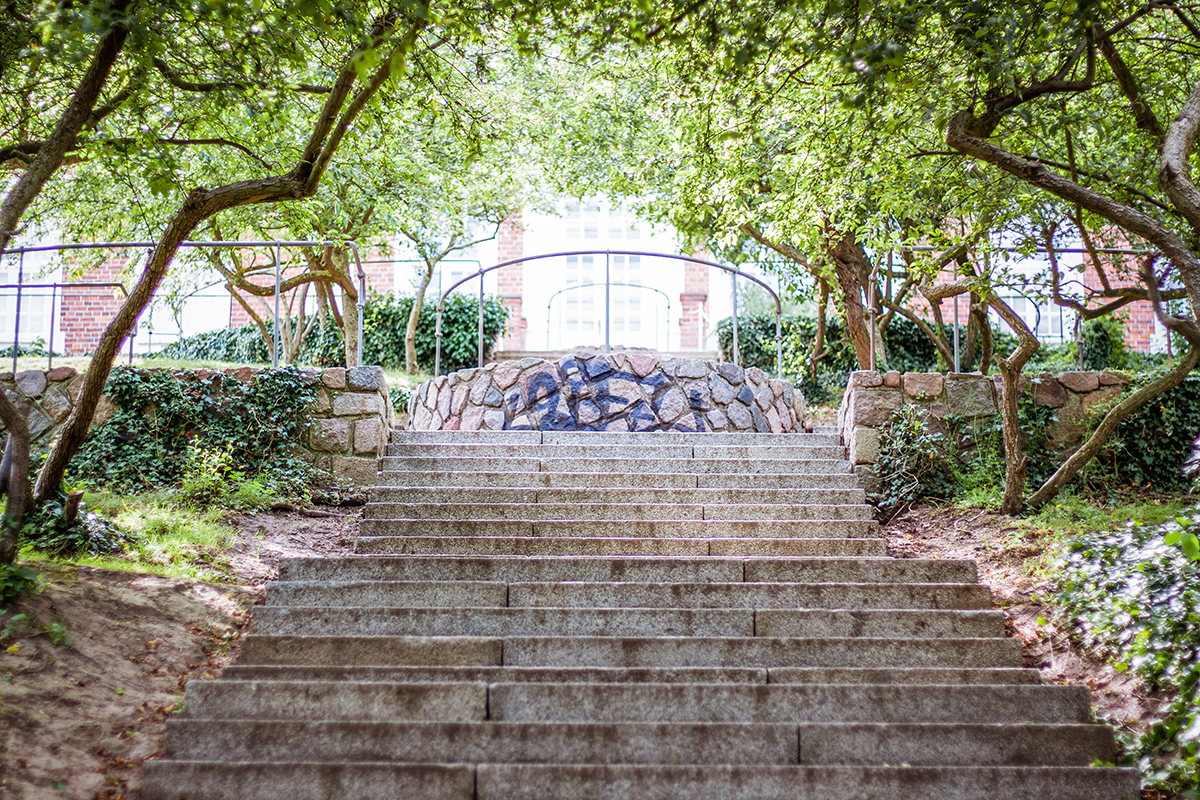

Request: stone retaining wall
left=0, top=364, right=393, bottom=486
left=407, top=353, right=806, bottom=432
left=840, top=368, right=1132, bottom=489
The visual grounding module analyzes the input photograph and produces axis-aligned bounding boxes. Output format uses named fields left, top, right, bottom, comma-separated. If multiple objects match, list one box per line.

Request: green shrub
left=1081, top=316, right=1134, bottom=371
left=872, top=387, right=1061, bottom=511
left=872, top=405, right=959, bottom=513
left=155, top=292, right=509, bottom=374
left=71, top=366, right=318, bottom=496
left=357, top=291, right=509, bottom=373
left=390, top=384, right=413, bottom=414
left=1087, top=374, right=1200, bottom=493
left=154, top=325, right=271, bottom=362
left=1058, top=513, right=1200, bottom=793
left=20, top=494, right=136, bottom=558
left=0, top=562, right=39, bottom=606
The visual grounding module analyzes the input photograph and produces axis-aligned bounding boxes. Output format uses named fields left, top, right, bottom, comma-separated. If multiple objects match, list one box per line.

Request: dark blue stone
left=584, top=358, right=613, bottom=378
left=737, top=385, right=756, bottom=406
left=640, top=372, right=669, bottom=392
left=629, top=400, right=659, bottom=431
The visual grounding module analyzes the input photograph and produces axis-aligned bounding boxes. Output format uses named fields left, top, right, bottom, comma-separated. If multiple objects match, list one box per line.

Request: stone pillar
left=496, top=214, right=526, bottom=351
left=679, top=258, right=709, bottom=350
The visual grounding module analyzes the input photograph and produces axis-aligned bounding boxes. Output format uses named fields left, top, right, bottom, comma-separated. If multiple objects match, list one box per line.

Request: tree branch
left=947, top=109, right=1200, bottom=313
left=152, top=56, right=330, bottom=93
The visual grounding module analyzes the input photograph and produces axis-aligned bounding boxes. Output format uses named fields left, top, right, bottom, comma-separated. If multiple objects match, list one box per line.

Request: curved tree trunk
left=825, top=229, right=880, bottom=369
left=405, top=264, right=434, bottom=374
left=0, top=392, right=30, bottom=565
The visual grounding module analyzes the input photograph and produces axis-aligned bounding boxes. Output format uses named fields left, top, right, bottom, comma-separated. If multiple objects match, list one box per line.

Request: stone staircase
left=145, top=429, right=1139, bottom=799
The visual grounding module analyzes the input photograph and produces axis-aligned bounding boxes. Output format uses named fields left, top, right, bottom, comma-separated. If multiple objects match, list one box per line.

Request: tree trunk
left=405, top=261, right=435, bottom=374
left=1026, top=345, right=1200, bottom=510
left=809, top=279, right=830, bottom=379
left=825, top=229, right=877, bottom=369
left=0, top=393, right=30, bottom=565
left=987, top=295, right=1040, bottom=515
left=342, top=289, right=361, bottom=367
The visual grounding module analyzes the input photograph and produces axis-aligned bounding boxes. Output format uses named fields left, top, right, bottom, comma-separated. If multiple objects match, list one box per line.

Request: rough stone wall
left=840, top=368, right=1133, bottom=489
left=0, top=364, right=393, bottom=486
left=408, top=353, right=806, bottom=433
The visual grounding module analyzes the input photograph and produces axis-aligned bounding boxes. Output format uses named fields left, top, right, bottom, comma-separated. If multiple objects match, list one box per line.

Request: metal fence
left=0, top=239, right=368, bottom=369
left=432, top=250, right=784, bottom=377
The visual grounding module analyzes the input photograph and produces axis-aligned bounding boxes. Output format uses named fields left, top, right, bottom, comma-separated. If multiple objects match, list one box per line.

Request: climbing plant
left=71, top=366, right=318, bottom=495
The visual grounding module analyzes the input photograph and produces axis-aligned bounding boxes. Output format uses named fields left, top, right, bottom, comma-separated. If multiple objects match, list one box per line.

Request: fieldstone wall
left=305, top=366, right=394, bottom=484
left=408, top=353, right=806, bottom=432
left=0, top=364, right=393, bottom=486
left=840, top=368, right=1132, bottom=489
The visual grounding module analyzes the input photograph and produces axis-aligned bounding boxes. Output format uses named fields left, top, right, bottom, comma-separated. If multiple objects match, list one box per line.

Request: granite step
left=389, top=430, right=842, bottom=447
left=164, top=719, right=799, bottom=764
left=142, top=763, right=1140, bottom=800
left=379, top=456, right=854, bottom=475
left=357, top=519, right=880, bottom=539
left=352, top=536, right=886, bottom=557
left=277, top=555, right=977, bottom=584
left=373, top=470, right=862, bottom=489
left=236, top=635, right=1022, bottom=668
left=217, top=664, right=1043, bottom=685
left=180, top=680, right=1089, bottom=724
left=251, top=607, right=1004, bottom=638
left=473, top=764, right=1139, bottom=800
left=266, top=581, right=993, bottom=611
left=366, top=486, right=868, bottom=505
left=161, top=719, right=1116, bottom=766
left=361, top=502, right=873, bottom=521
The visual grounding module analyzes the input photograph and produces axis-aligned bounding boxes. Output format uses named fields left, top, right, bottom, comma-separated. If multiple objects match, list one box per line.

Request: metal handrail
left=434, top=250, right=783, bottom=377
left=545, top=281, right=671, bottom=351
left=1, top=239, right=367, bottom=369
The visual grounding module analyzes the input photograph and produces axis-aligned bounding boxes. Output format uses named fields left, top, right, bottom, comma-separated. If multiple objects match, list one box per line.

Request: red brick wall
left=679, top=259, right=709, bottom=349
left=496, top=214, right=526, bottom=350
left=60, top=255, right=130, bottom=354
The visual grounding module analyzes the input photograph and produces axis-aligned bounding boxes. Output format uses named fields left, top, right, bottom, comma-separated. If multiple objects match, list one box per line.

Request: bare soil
left=885, top=505, right=1175, bottom=769
left=0, top=508, right=357, bottom=800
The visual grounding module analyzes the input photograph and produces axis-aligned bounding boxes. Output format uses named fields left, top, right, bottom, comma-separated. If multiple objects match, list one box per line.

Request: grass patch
left=22, top=491, right=240, bottom=582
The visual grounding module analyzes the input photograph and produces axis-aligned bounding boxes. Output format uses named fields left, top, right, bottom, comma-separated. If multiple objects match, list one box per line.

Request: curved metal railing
left=434, top=250, right=782, bottom=377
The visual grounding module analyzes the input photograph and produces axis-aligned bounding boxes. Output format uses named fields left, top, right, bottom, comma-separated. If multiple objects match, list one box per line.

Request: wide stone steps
left=146, top=427, right=1139, bottom=800
left=143, top=763, right=1137, bottom=800
left=368, top=486, right=868, bottom=504
left=163, top=719, right=1115, bottom=766
left=235, top=634, right=1023, bottom=668
left=251, top=607, right=1005, bottom=638
left=362, top=501, right=874, bottom=520
left=353, top=535, right=885, bottom=557
left=218, top=664, right=1045, bottom=685
left=375, top=470, right=861, bottom=488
